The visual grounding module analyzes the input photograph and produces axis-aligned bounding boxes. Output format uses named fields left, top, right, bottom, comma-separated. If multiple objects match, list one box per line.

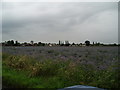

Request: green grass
left=3, top=65, right=65, bottom=88
left=2, top=53, right=119, bottom=88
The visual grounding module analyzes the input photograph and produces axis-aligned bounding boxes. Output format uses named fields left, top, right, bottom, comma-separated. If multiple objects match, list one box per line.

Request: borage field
left=2, top=46, right=119, bottom=89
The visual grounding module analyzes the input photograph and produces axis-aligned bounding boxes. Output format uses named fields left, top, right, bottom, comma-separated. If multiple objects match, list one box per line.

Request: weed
left=2, top=53, right=119, bottom=88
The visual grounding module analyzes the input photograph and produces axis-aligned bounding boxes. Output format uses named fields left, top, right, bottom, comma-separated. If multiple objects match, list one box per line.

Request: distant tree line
left=1, top=40, right=119, bottom=46
left=2, top=40, right=45, bottom=46
left=2, top=40, right=21, bottom=46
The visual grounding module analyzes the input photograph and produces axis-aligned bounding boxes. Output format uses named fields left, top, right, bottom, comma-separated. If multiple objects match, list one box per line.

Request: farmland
left=2, top=46, right=119, bottom=88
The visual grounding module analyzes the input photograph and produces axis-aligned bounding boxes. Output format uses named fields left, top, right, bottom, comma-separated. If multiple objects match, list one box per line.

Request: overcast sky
left=2, top=2, right=118, bottom=44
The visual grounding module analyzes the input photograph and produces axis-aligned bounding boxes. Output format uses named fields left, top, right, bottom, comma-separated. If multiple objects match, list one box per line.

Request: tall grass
left=2, top=53, right=119, bottom=88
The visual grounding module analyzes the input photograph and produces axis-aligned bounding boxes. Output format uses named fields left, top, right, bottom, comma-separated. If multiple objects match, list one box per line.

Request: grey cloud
left=2, top=2, right=118, bottom=43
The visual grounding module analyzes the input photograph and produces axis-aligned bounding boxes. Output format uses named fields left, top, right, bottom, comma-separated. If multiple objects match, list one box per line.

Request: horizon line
left=1, top=39, right=119, bottom=44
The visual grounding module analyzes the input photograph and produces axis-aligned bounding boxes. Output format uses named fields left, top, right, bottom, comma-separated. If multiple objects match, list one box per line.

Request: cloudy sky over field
left=2, top=1, right=118, bottom=44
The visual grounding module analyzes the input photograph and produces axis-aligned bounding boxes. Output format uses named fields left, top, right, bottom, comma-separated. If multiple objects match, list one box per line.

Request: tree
left=65, top=40, right=70, bottom=46
left=38, top=42, right=42, bottom=45
left=38, top=42, right=45, bottom=46
left=11, top=40, right=14, bottom=46
left=85, top=40, right=90, bottom=46
left=30, top=40, right=34, bottom=45
left=6, top=40, right=14, bottom=46
left=15, top=41, right=20, bottom=46
left=6, top=41, right=11, bottom=46
left=72, top=43, right=75, bottom=45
